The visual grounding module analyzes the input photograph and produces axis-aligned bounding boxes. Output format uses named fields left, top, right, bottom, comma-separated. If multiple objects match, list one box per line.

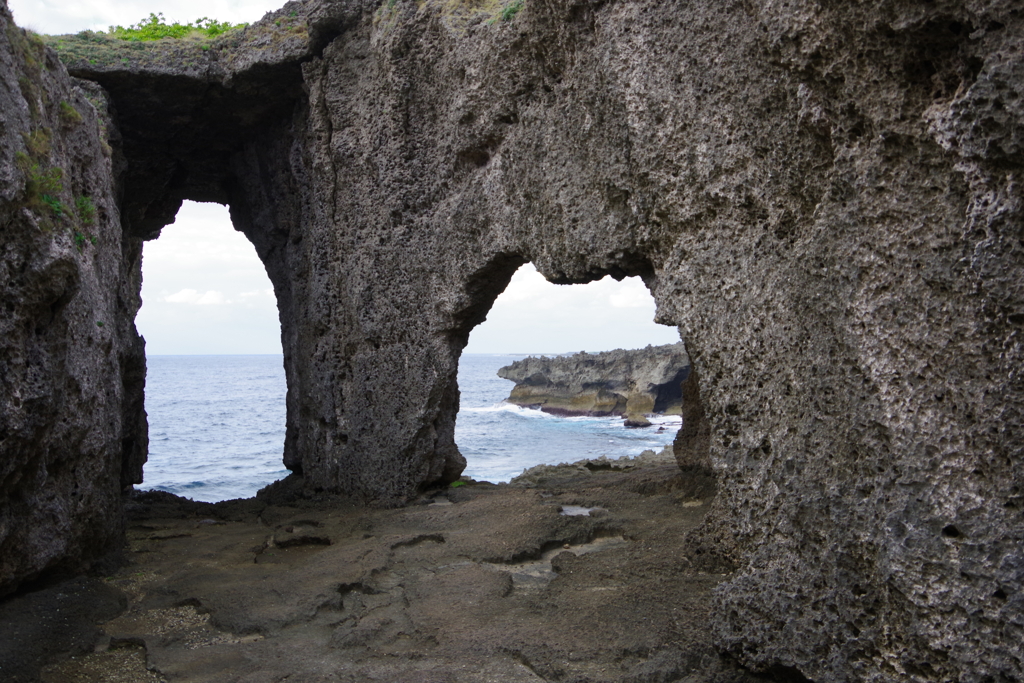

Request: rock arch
left=2, top=0, right=1023, bottom=680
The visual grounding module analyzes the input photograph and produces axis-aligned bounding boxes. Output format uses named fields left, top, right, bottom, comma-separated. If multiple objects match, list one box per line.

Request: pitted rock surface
left=0, top=4, right=146, bottom=598
left=0, top=0, right=1021, bottom=680
left=15, top=468, right=744, bottom=683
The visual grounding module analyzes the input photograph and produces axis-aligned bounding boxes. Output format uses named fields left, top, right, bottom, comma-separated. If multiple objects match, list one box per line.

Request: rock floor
left=16, top=464, right=769, bottom=682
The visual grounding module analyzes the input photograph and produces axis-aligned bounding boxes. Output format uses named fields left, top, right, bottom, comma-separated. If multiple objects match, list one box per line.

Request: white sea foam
left=141, top=354, right=682, bottom=501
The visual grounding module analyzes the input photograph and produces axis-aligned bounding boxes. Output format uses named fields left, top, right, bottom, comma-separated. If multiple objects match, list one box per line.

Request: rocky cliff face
left=0, top=3, right=146, bottom=597
left=1, top=0, right=1022, bottom=679
left=497, top=343, right=690, bottom=419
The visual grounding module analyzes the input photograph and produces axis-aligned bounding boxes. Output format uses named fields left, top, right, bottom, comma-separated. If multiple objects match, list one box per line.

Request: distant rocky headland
left=498, top=343, right=690, bottom=426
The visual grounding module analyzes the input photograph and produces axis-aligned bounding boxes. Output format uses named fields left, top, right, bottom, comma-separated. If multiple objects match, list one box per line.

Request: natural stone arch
left=56, top=2, right=697, bottom=506
left=2, top=0, right=1022, bottom=680
left=446, top=250, right=680, bottom=464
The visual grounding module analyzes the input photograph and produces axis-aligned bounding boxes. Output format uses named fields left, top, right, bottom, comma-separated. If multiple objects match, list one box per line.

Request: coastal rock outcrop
left=0, top=0, right=1022, bottom=680
left=0, top=6, right=146, bottom=598
left=497, top=343, right=690, bottom=420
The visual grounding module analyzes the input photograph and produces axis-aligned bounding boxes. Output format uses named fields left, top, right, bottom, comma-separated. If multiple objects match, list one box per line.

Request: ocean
left=142, top=354, right=681, bottom=502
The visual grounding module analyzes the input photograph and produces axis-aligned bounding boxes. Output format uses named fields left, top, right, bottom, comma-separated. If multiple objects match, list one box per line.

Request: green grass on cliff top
left=106, top=13, right=246, bottom=41
left=42, top=13, right=255, bottom=69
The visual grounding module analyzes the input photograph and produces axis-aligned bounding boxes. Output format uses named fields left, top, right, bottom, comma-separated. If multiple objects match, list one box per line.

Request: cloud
left=8, top=0, right=283, bottom=35
left=163, top=288, right=231, bottom=305
left=492, top=265, right=658, bottom=313
left=608, top=282, right=652, bottom=308
left=496, top=267, right=555, bottom=304
left=238, top=288, right=277, bottom=309
left=109, top=194, right=673, bottom=354
left=135, top=201, right=283, bottom=353
left=464, top=263, right=679, bottom=354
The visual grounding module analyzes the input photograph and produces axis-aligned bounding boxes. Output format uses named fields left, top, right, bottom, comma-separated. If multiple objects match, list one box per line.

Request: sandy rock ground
left=4, top=458, right=771, bottom=683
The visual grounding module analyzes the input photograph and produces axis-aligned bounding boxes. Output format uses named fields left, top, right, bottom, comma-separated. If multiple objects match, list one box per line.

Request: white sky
left=10, top=3, right=680, bottom=356
left=466, top=259, right=680, bottom=355
left=137, top=203, right=679, bottom=355
left=134, top=202, right=281, bottom=354
left=6, top=0, right=282, bottom=35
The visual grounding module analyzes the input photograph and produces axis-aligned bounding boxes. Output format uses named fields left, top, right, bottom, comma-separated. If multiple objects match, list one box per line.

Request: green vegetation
left=450, top=481, right=466, bottom=488
left=14, top=104, right=68, bottom=229
left=75, top=196, right=96, bottom=226
left=16, top=153, right=97, bottom=246
left=23, top=127, right=51, bottom=157
left=17, top=152, right=63, bottom=199
left=107, top=13, right=246, bottom=41
left=42, top=193, right=66, bottom=217
left=21, top=31, right=46, bottom=71
left=58, top=101, right=82, bottom=126
left=499, top=0, right=524, bottom=21
left=25, top=31, right=45, bottom=52
left=72, top=230, right=98, bottom=252
left=6, top=27, right=100, bottom=248
left=44, top=13, right=256, bottom=72
left=15, top=150, right=74, bottom=234
left=17, top=75, right=40, bottom=119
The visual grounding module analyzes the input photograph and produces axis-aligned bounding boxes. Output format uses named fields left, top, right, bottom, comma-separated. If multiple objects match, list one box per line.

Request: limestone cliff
left=0, top=0, right=1021, bottom=680
left=497, top=343, right=690, bottom=419
left=0, top=4, right=146, bottom=597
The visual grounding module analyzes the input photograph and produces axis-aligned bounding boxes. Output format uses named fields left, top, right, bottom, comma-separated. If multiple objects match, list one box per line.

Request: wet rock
left=624, top=414, right=653, bottom=428
left=511, top=447, right=679, bottom=489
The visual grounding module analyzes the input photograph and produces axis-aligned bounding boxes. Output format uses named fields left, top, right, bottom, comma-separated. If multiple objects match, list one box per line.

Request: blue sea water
left=143, top=355, right=289, bottom=503
left=142, top=354, right=681, bottom=502
left=454, top=354, right=681, bottom=483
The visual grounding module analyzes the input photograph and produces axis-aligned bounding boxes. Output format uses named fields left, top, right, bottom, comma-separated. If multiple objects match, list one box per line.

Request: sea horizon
left=140, top=354, right=680, bottom=502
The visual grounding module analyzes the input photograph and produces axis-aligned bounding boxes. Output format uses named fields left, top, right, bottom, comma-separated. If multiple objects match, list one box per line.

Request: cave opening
left=455, top=262, right=686, bottom=484
left=134, top=200, right=288, bottom=502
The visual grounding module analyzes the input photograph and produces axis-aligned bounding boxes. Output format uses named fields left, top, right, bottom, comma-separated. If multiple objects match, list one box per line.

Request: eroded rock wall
left=0, top=1, right=144, bottom=597
left=247, top=2, right=1024, bottom=678
left=12, top=0, right=1023, bottom=680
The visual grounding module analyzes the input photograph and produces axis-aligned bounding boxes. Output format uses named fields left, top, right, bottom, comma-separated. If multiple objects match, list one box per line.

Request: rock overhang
left=0, top=0, right=1022, bottom=680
